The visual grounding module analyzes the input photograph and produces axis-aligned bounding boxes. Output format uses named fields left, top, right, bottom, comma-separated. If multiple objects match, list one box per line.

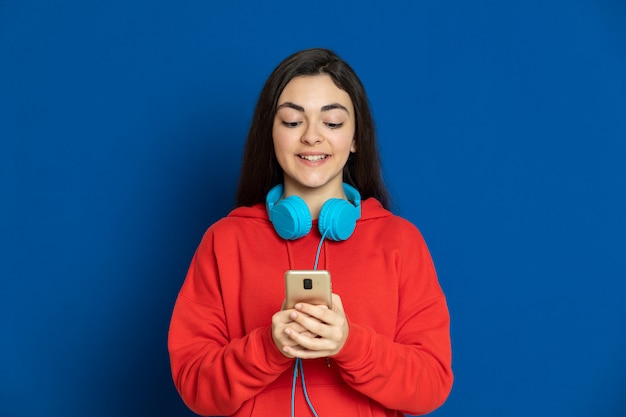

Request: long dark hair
left=235, top=48, right=390, bottom=209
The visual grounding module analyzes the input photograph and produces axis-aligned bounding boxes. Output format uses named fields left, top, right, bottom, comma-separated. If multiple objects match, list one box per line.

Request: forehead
left=278, top=75, right=353, bottom=109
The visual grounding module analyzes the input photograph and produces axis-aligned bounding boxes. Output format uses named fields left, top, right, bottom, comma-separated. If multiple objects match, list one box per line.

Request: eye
left=282, top=121, right=301, bottom=128
left=325, top=122, right=343, bottom=129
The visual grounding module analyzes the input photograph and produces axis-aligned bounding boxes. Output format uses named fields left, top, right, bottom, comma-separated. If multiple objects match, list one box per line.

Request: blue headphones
left=266, top=183, right=362, bottom=241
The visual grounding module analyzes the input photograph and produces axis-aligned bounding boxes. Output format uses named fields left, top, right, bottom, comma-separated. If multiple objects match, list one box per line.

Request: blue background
left=1, top=1, right=625, bottom=416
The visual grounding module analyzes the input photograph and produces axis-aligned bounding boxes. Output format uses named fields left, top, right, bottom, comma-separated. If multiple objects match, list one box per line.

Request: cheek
left=272, top=131, right=285, bottom=152
left=272, top=123, right=300, bottom=150
left=338, top=130, right=356, bottom=153
left=272, top=123, right=284, bottom=147
left=271, top=130, right=292, bottom=166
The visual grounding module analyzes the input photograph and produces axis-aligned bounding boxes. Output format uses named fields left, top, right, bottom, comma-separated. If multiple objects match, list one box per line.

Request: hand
left=271, top=302, right=318, bottom=358
left=280, top=294, right=349, bottom=359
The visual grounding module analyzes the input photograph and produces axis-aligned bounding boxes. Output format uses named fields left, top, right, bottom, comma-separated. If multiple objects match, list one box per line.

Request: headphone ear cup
left=270, top=196, right=312, bottom=240
left=318, top=199, right=358, bottom=241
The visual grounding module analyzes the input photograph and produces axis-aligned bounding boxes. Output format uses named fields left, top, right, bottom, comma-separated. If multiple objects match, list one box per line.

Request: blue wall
left=2, top=1, right=625, bottom=416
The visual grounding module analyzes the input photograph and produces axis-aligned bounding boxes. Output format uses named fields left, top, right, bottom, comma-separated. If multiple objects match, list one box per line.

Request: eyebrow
left=276, top=102, right=350, bottom=114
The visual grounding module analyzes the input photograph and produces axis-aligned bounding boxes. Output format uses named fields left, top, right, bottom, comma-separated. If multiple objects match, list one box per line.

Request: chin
left=287, top=176, right=343, bottom=192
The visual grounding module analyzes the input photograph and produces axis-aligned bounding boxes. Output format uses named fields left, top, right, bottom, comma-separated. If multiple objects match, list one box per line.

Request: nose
left=301, top=122, right=322, bottom=145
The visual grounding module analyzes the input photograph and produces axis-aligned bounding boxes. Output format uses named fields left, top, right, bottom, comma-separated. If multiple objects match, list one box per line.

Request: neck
left=282, top=181, right=347, bottom=220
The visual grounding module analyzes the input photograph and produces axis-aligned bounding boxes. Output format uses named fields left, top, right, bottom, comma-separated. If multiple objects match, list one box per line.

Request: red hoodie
left=168, top=198, right=453, bottom=416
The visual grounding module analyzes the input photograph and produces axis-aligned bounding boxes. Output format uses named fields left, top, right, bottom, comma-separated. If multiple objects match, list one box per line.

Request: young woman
left=168, top=48, right=453, bottom=416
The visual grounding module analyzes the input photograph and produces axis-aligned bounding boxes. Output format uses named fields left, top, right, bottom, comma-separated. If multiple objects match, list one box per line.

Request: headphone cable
left=313, top=231, right=328, bottom=271
left=291, top=232, right=327, bottom=416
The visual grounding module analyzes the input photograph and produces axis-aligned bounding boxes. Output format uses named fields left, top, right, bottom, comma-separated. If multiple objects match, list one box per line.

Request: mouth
left=298, top=154, right=329, bottom=162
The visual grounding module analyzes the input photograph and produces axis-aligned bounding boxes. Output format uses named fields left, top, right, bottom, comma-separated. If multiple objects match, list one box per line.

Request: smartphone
left=284, top=270, right=332, bottom=309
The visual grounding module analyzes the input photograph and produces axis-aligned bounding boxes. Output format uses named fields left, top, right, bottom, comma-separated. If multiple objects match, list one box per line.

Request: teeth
left=299, top=154, right=328, bottom=162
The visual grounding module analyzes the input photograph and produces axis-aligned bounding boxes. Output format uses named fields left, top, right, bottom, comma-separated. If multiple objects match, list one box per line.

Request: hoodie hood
left=227, top=197, right=392, bottom=223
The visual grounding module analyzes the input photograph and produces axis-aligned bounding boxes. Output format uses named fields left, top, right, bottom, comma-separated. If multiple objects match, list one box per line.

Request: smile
left=298, top=154, right=329, bottom=162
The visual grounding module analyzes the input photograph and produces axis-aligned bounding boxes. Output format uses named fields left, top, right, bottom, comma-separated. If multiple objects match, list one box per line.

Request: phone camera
left=303, top=278, right=313, bottom=290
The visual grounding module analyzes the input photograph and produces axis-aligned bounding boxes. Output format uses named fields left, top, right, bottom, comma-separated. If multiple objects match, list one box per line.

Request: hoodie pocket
left=249, top=385, right=377, bottom=417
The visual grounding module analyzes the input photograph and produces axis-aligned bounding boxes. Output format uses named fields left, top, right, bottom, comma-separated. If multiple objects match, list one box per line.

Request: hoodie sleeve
left=331, top=222, right=454, bottom=415
left=167, top=228, right=292, bottom=416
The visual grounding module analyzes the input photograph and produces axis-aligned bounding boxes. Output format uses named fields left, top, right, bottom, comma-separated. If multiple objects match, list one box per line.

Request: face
left=273, top=75, right=356, bottom=198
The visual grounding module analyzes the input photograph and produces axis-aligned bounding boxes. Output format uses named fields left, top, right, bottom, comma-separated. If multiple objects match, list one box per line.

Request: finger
left=272, top=309, right=295, bottom=325
left=292, top=306, right=345, bottom=339
left=287, top=297, right=349, bottom=355
left=285, top=325, right=336, bottom=351
left=288, top=310, right=327, bottom=339
left=284, top=322, right=317, bottom=338
left=330, top=293, right=344, bottom=313
left=282, top=344, right=333, bottom=359
left=273, top=310, right=315, bottom=335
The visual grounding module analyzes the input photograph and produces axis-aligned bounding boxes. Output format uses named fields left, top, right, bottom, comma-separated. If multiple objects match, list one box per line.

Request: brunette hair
left=235, top=48, right=390, bottom=209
